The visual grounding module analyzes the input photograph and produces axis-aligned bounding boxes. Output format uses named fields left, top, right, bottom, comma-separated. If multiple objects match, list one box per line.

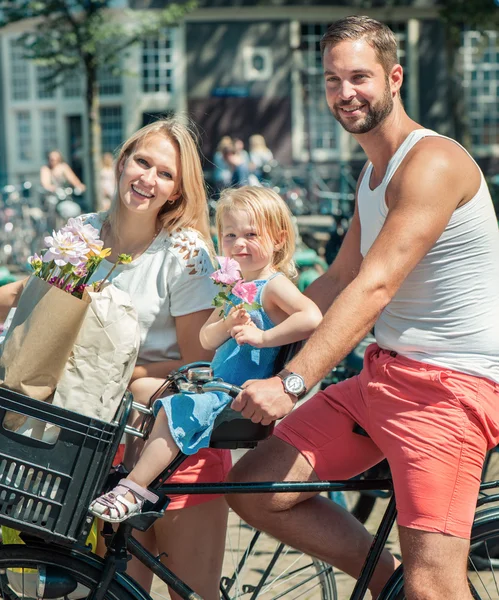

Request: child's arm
left=200, top=305, right=252, bottom=351
left=231, top=277, right=322, bottom=348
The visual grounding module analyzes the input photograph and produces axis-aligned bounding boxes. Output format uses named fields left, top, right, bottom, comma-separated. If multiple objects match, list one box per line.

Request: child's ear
left=274, top=231, right=286, bottom=250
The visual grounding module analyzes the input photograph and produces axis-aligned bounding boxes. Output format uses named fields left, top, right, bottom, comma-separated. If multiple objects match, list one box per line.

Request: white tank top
left=358, top=128, right=499, bottom=383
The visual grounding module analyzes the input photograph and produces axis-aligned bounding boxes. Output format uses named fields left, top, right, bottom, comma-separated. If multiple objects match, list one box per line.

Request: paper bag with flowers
left=0, top=217, right=140, bottom=430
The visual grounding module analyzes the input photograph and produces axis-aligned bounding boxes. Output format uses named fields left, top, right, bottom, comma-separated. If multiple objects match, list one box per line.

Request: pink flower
left=43, top=230, right=89, bottom=267
left=210, top=256, right=241, bottom=285
left=232, top=280, right=258, bottom=305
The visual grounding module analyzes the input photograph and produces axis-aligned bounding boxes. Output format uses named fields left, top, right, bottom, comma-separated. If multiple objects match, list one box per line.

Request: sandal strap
left=119, top=478, right=159, bottom=504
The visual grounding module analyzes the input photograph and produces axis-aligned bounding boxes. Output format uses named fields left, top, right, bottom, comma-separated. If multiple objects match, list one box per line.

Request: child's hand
left=231, top=323, right=265, bottom=348
left=225, top=306, right=252, bottom=331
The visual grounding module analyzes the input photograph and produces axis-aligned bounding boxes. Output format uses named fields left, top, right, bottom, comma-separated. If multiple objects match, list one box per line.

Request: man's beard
left=332, top=81, right=393, bottom=134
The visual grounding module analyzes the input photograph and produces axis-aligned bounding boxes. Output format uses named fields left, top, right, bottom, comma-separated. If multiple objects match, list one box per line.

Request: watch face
left=285, top=374, right=305, bottom=395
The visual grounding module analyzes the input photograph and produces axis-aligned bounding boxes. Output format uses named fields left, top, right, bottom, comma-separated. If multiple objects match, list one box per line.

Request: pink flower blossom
left=62, top=217, right=103, bottom=255
left=48, top=277, right=64, bottom=288
left=74, top=263, right=88, bottom=278
left=232, top=280, right=258, bottom=305
left=210, top=256, right=241, bottom=285
left=43, top=230, right=89, bottom=267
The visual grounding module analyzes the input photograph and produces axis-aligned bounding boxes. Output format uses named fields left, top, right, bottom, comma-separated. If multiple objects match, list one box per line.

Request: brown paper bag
left=0, top=275, right=91, bottom=429
left=52, top=283, right=140, bottom=423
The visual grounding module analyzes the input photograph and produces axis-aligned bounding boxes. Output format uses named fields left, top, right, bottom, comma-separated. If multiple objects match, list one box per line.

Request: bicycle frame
left=92, top=471, right=499, bottom=600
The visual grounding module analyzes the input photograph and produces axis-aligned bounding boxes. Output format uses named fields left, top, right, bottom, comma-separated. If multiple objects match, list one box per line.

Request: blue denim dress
left=154, top=274, right=281, bottom=455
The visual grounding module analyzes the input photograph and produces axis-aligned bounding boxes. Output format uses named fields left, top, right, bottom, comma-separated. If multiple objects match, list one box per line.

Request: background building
left=1, top=0, right=498, bottom=193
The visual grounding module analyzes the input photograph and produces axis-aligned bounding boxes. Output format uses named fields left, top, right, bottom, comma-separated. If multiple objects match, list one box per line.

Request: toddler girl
left=90, top=186, right=322, bottom=522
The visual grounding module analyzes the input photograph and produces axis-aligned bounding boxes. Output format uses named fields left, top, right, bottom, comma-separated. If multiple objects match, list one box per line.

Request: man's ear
left=390, top=63, right=403, bottom=96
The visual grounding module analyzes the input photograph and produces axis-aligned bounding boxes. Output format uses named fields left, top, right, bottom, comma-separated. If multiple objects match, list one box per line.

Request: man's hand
left=231, top=377, right=297, bottom=425
left=231, top=323, right=264, bottom=347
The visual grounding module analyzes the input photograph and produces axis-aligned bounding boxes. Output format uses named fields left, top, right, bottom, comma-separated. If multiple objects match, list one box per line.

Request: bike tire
left=221, top=510, right=337, bottom=599
left=380, top=507, right=499, bottom=599
left=0, top=543, right=150, bottom=600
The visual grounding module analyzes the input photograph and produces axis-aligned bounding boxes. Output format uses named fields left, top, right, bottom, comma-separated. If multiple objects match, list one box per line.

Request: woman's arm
left=130, top=309, right=214, bottom=382
left=0, top=278, right=26, bottom=322
left=40, top=166, right=55, bottom=192
left=63, top=164, right=86, bottom=191
left=231, top=277, right=322, bottom=348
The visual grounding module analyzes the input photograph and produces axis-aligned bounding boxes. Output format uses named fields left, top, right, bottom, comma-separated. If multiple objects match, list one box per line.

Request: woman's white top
left=357, top=129, right=499, bottom=383
left=84, top=213, right=216, bottom=365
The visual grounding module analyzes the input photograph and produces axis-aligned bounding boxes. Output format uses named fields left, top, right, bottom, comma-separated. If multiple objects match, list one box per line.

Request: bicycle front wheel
left=0, top=543, right=149, bottom=600
left=221, top=510, right=337, bottom=599
left=381, top=508, right=499, bottom=599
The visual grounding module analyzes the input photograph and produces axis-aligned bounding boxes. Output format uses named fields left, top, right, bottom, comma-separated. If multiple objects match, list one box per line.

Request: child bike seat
left=209, top=341, right=302, bottom=450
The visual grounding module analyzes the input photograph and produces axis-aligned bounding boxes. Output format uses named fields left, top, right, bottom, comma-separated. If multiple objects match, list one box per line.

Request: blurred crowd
left=213, top=134, right=273, bottom=191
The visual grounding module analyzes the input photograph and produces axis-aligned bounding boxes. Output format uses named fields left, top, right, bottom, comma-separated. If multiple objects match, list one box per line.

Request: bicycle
left=1, top=364, right=499, bottom=600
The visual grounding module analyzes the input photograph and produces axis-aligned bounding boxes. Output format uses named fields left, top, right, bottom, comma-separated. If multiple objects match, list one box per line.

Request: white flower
left=61, top=217, right=104, bottom=255
left=43, top=230, right=90, bottom=267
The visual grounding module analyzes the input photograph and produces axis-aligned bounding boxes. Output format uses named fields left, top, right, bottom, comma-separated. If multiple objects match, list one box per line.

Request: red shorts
left=112, top=446, right=231, bottom=510
left=275, top=344, right=499, bottom=538
left=165, top=448, right=232, bottom=510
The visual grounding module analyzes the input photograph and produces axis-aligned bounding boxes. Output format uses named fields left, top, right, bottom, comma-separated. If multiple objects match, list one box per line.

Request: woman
left=2, top=118, right=230, bottom=600
left=40, top=149, right=86, bottom=193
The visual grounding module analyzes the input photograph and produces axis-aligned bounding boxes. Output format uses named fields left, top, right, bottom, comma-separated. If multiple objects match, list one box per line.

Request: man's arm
left=234, top=140, right=469, bottom=424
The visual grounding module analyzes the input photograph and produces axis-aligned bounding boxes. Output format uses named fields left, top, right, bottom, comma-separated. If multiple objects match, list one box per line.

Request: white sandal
left=89, top=478, right=159, bottom=523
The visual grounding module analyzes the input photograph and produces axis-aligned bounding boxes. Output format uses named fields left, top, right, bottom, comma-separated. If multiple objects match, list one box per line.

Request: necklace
left=103, top=220, right=162, bottom=261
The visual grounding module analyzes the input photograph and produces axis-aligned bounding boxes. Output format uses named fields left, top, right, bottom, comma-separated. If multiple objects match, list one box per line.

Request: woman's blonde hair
left=106, top=117, right=211, bottom=244
left=215, top=186, right=297, bottom=280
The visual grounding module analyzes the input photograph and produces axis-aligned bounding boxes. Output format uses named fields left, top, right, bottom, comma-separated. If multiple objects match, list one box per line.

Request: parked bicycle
left=1, top=363, right=499, bottom=599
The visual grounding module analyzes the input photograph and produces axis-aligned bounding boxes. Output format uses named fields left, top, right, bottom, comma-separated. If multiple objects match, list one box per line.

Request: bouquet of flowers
left=210, top=256, right=262, bottom=317
left=28, top=217, right=131, bottom=298
left=0, top=217, right=141, bottom=431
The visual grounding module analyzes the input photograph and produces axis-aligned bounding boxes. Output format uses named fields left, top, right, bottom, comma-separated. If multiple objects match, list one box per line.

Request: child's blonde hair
left=216, top=186, right=297, bottom=280
left=106, top=116, right=212, bottom=245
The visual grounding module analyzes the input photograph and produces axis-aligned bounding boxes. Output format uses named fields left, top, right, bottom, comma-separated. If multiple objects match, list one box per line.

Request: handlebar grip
left=202, top=381, right=243, bottom=398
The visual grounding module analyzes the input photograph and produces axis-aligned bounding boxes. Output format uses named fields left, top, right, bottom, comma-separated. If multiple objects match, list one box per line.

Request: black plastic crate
left=0, top=386, right=130, bottom=545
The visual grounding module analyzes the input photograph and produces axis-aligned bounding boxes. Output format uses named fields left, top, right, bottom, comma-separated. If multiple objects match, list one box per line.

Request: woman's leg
left=153, top=498, right=229, bottom=600
left=124, top=377, right=166, bottom=469
left=125, top=527, right=158, bottom=592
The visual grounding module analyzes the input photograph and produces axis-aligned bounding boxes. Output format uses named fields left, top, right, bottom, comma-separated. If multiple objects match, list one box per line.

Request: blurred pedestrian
left=100, top=152, right=115, bottom=211
left=249, top=134, right=273, bottom=180
left=40, top=150, right=86, bottom=193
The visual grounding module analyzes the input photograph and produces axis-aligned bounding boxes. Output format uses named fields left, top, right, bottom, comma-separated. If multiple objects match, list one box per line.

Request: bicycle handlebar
left=202, top=380, right=242, bottom=398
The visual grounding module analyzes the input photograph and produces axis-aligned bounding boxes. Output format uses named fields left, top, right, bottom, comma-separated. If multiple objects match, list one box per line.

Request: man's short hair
left=320, top=16, right=399, bottom=75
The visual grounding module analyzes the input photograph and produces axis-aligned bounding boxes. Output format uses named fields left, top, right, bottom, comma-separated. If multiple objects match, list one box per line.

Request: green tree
left=437, top=0, right=499, bottom=148
left=0, top=0, right=196, bottom=210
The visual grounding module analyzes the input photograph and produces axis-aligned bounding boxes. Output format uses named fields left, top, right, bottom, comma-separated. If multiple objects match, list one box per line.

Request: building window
left=462, top=30, right=499, bottom=152
left=300, top=22, right=408, bottom=159
left=98, top=65, right=122, bottom=96
left=100, top=106, right=122, bottom=153
left=37, top=65, right=56, bottom=99
left=10, top=39, right=30, bottom=101
left=40, top=110, right=58, bottom=160
left=16, top=111, right=32, bottom=161
left=142, top=30, right=174, bottom=93
left=63, top=69, right=83, bottom=98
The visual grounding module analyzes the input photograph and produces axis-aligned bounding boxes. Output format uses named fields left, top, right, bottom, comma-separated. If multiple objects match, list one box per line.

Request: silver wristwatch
left=276, top=369, right=307, bottom=400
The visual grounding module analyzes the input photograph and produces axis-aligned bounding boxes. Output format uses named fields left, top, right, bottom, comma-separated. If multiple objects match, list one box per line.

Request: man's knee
left=400, top=527, right=471, bottom=600
left=227, top=436, right=315, bottom=523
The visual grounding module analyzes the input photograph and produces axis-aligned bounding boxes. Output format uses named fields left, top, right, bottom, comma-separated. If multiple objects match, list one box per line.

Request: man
left=228, top=16, right=499, bottom=600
